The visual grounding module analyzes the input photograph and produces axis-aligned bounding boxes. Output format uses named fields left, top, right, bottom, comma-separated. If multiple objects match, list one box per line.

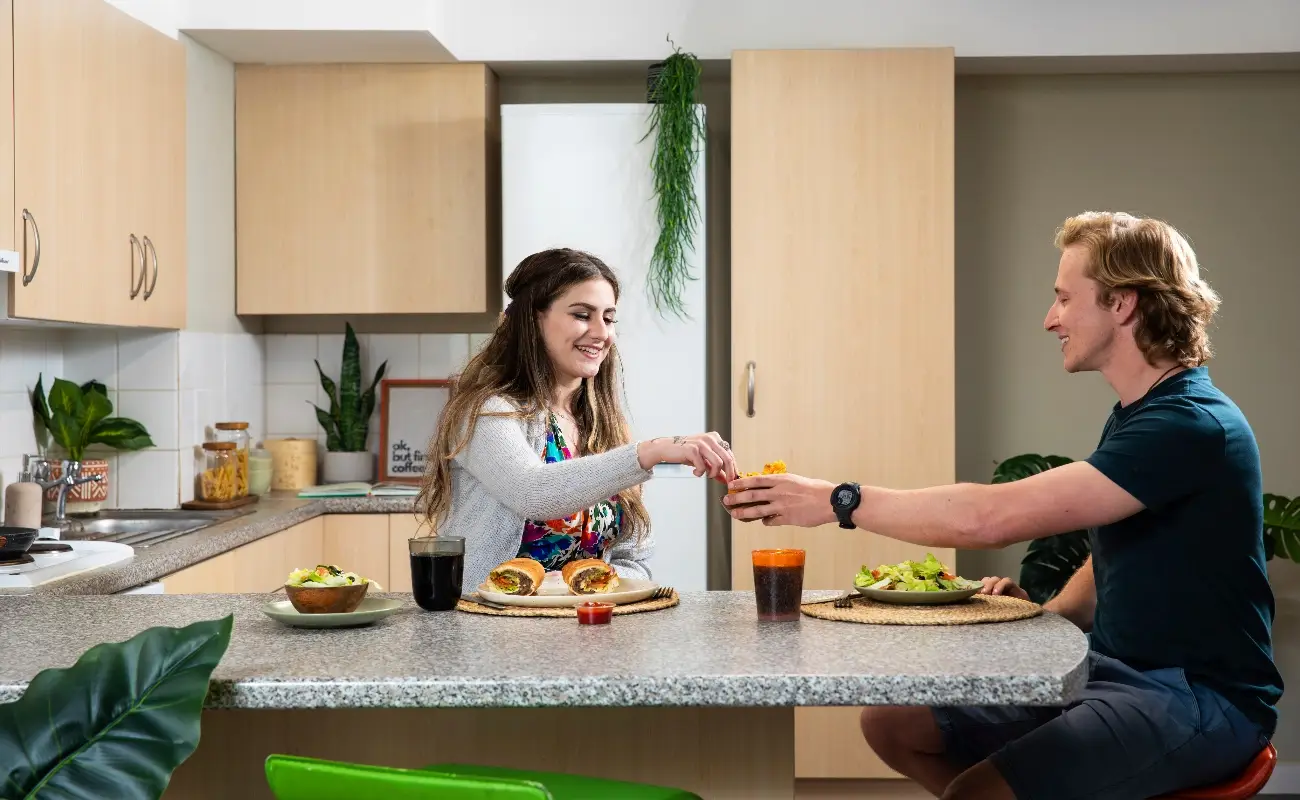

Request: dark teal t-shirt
left=1085, top=367, right=1282, bottom=735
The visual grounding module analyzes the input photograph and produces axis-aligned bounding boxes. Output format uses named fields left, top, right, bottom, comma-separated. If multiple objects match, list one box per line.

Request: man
left=724, top=211, right=1282, bottom=800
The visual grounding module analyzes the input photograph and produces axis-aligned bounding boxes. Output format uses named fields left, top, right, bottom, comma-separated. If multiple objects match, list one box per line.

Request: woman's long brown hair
left=416, top=248, right=652, bottom=544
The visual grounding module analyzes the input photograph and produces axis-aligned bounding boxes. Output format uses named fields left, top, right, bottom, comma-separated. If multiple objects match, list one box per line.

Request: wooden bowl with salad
left=284, top=565, right=372, bottom=614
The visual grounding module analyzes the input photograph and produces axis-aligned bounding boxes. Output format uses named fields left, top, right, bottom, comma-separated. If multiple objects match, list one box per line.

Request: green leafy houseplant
left=643, top=36, right=706, bottom=319
left=311, top=322, right=387, bottom=452
left=0, top=615, right=234, bottom=799
left=996, top=453, right=1300, bottom=604
left=29, top=375, right=155, bottom=460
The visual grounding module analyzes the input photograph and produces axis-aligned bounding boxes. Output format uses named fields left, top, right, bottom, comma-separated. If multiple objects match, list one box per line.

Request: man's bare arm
left=1044, top=555, right=1096, bottom=631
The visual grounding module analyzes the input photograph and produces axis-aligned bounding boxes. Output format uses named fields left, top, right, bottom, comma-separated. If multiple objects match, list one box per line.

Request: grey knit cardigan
left=439, top=395, right=656, bottom=591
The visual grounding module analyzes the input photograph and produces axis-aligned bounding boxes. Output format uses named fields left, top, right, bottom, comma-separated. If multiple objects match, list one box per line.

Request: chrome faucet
left=23, top=456, right=104, bottom=530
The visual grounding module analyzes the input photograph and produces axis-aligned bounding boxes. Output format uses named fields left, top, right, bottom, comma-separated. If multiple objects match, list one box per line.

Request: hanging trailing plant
left=643, top=37, right=705, bottom=319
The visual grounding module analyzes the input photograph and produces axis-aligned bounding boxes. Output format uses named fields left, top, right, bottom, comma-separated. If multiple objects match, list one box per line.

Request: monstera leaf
left=992, top=454, right=1092, bottom=604
left=0, top=615, right=234, bottom=800
left=1265, top=494, right=1300, bottom=563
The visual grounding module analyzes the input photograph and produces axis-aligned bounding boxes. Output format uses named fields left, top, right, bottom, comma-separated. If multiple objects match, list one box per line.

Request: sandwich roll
left=562, top=558, right=621, bottom=595
left=488, top=558, right=544, bottom=596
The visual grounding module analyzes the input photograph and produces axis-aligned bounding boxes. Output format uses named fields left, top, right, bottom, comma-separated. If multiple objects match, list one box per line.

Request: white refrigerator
left=501, top=103, right=709, bottom=591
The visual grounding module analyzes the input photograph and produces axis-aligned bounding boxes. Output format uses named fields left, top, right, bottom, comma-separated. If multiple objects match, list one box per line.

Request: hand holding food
left=728, top=460, right=786, bottom=495
left=853, top=553, right=981, bottom=592
left=562, top=558, right=620, bottom=595
left=638, top=432, right=738, bottom=483
left=487, top=558, right=545, bottom=596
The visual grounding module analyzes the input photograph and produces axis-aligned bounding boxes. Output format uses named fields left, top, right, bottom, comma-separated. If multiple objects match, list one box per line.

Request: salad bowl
left=284, top=564, right=374, bottom=614
left=853, top=553, right=983, bottom=606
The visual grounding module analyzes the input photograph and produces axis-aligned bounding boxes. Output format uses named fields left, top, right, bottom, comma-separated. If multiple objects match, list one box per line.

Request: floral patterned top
left=518, top=413, right=623, bottom=570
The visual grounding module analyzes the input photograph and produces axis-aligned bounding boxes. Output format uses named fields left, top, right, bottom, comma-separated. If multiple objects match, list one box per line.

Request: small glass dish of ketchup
left=576, top=601, right=615, bottom=625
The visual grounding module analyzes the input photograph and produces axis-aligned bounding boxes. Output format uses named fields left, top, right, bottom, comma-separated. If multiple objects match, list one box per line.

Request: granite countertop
left=18, top=493, right=417, bottom=597
left=0, top=592, right=1090, bottom=709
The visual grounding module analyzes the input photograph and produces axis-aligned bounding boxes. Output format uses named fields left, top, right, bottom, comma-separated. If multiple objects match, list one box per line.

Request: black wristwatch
left=831, top=482, right=861, bottom=529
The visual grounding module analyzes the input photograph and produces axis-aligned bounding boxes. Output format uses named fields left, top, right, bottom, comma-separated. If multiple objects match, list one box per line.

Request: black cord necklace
left=1144, top=365, right=1182, bottom=398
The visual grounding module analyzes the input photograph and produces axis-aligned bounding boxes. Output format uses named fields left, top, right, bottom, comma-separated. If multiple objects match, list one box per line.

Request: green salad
left=286, top=564, right=369, bottom=588
left=853, top=553, right=981, bottom=592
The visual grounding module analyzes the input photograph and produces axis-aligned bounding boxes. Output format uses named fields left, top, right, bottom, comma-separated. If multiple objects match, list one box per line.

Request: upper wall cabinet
left=234, top=63, right=501, bottom=316
left=5, top=0, right=187, bottom=328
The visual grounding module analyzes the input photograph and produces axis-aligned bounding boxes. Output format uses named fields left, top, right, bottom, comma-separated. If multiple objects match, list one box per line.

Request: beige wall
left=952, top=71, right=1300, bottom=753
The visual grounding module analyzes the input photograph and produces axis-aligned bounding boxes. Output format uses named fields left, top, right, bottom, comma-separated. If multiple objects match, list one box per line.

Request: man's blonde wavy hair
left=1055, top=211, right=1222, bottom=367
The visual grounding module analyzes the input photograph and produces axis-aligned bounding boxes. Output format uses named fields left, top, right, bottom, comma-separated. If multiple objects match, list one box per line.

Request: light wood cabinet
left=163, top=515, right=427, bottom=594
left=0, top=0, right=13, bottom=269
left=323, top=515, right=390, bottom=590
left=5, top=0, right=185, bottom=328
left=387, top=511, right=432, bottom=593
left=730, top=48, right=956, bottom=780
left=164, top=517, right=326, bottom=595
left=234, top=63, right=501, bottom=315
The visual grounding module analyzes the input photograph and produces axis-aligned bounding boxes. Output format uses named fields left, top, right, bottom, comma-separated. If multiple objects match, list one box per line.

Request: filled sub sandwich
left=487, top=558, right=545, bottom=596
left=562, top=558, right=620, bottom=595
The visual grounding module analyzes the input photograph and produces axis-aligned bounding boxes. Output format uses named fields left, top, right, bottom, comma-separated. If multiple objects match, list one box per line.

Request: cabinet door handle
left=746, top=361, right=756, bottom=418
left=21, top=209, right=40, bottom=286
left=142, top=236, right=158, bottom=300
left=129, top=234, right=146, bottom=298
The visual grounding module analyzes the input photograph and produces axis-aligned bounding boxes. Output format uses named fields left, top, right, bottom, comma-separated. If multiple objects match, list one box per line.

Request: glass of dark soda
left=752, top=548, right=805, bottom=621
left=409, top=536, right=464, bottom=611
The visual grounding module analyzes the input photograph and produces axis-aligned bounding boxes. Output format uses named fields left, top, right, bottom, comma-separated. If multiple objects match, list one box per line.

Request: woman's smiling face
left=539, top=278, right=618, bottom=384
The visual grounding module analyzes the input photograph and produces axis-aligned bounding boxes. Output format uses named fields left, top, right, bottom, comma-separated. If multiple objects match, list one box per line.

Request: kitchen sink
left=56, top=508, right=255, bottom=549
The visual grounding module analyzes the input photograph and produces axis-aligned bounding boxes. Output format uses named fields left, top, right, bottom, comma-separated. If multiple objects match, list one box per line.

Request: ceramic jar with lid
left=209, top=422, right=251, bottom=497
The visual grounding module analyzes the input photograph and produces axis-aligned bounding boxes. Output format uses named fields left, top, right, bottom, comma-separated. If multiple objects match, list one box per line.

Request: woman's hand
left=638, top=433, right=738, bottom=483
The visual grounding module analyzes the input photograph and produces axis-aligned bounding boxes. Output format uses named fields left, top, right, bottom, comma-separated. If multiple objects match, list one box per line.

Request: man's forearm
left=849, top=484, right=1002, bottom=549
left=1044, top=556, right=1096, bottom=631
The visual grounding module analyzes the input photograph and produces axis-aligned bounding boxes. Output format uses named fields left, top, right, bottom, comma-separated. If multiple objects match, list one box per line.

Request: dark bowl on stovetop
left=0, top=526, right=39, bottom=560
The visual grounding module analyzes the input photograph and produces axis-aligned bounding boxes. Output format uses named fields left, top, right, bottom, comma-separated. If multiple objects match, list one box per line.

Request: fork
left=834, top=591, right=856, bottom=609
left=648, top=586, right=675, bottom=601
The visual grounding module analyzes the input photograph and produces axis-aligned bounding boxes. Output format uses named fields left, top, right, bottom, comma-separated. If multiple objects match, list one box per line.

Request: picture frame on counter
left=378, top=378, right=452, bottom=484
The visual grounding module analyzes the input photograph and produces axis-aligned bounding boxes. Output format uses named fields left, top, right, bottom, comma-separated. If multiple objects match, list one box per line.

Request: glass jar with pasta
left=210, top=422, right=251, bottom=497
left=196, top=442, right=247, bottom=503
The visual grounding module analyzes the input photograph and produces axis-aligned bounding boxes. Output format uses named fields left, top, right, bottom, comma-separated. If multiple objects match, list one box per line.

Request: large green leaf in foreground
left=0, top=615, right=234, bottom=800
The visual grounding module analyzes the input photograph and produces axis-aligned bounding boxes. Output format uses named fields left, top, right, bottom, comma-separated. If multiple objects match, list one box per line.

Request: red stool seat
left=1156, top=743, right=1276, bottom=799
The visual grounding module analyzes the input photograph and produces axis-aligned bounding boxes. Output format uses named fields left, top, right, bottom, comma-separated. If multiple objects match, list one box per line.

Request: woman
left=418, top=248, right=736, bottom=589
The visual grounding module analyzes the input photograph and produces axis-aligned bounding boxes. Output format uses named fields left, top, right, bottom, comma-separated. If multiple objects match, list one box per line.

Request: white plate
left=476, top=571, right=658, bottom=608
left=855, top=585, right=981, bottom=605
left=261, top=597, right=404, bottom=628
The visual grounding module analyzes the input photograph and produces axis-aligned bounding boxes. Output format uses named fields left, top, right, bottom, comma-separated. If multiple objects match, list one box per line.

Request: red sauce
left=576, top=602, right=614, bottom=625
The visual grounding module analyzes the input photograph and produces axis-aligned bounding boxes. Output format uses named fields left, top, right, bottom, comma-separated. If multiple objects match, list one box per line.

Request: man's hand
left=978, top=576, right=1030, bottom=602
left=723, top=473, right=838, bottom=527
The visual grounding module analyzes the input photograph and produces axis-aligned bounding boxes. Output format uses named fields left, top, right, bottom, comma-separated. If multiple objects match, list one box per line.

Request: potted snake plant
left=312, top=322, right=387, bottom=483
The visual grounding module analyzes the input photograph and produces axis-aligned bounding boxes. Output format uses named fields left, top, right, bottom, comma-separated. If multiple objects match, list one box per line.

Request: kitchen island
left=0, top=591, right=1089, bottom=799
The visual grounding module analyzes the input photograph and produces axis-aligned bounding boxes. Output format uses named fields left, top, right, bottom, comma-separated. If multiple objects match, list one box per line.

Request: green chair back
left=265, top=755, right=553, bottom=800
left=424, top=764, right=703, bottom=800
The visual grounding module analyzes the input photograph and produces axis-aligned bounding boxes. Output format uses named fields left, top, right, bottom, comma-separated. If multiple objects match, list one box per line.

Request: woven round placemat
left=456, top=590, right=679, bottom=618
left=800, top=594, right=1041, bottom=626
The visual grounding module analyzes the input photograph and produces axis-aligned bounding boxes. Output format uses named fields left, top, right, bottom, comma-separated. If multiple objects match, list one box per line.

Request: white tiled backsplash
left=0, top=327, right=263, bottom=512
left=263, top=332, right=487, bottom=459
left=0, top=328, right=486, bottom=516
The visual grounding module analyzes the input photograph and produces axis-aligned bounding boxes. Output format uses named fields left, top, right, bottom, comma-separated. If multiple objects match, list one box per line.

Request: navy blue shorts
left=933, top=651, right=1269, bottom=800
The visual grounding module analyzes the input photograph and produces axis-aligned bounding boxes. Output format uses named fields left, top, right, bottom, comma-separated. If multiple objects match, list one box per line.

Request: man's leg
left=859, top=706, right=963, bottom=795
left=861, top=703, right=1061, bottom=797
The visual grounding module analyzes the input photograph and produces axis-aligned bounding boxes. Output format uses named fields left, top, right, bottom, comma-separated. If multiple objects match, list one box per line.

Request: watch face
left=834, top=487, right=856, bottom=509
